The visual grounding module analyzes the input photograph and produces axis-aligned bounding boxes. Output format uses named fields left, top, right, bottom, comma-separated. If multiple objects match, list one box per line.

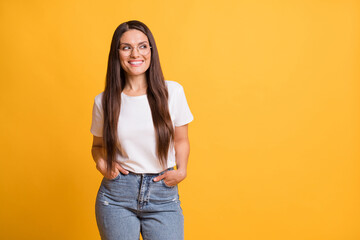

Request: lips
left=128, top=60, right=144, bottom=66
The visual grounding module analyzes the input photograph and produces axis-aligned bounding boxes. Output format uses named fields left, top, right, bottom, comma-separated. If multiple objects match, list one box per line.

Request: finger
left=105, top=169, right=118, bottom=179
left=114, top=162, right=129, bottom=174
left=111, top=170, right=119, bottom=179
left=153, top=174, right=165, bottom=182
left=118, top=168, right=129, bottom=175
left=164, top=180, right=174, bottom=187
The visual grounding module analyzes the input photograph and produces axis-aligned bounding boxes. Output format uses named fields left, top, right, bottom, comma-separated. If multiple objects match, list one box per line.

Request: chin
left=130, top=69, right=146, bottom=74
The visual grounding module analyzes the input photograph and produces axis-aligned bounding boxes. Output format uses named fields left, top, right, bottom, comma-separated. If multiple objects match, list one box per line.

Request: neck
left=124, top=74, right=147, bottom=91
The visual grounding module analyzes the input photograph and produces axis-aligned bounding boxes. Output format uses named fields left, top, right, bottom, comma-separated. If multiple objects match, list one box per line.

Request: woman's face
left=119, top=29, right=151, bottom=78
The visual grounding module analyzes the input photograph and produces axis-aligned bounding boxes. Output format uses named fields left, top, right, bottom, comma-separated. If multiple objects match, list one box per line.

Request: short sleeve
left=90, top=97, right=103, bottom=137
left=173, top=85, right=194, bottom=127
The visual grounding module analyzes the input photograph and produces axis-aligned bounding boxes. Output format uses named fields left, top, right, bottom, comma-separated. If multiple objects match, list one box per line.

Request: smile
left=128, top=60, right=144, bottom=66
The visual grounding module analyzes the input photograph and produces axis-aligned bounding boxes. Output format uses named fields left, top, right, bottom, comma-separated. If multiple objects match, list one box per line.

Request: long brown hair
left=102, top=20, right=174, bottom=175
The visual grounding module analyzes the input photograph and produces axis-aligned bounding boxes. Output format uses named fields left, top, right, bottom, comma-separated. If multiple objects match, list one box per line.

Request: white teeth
left=129, top=61, right=143, bottom=65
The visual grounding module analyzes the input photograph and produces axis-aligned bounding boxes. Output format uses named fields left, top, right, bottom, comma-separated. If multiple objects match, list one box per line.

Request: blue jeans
left=95, top=167, right=184, bottom=240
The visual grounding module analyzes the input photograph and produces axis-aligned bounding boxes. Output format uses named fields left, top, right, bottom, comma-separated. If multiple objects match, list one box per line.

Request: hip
left=96, top=167, right=181, bottom=212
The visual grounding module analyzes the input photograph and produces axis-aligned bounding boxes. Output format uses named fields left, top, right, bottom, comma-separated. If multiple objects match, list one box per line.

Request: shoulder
left=93, top=91, right=104, bottom=106
left=165, top=80, right=189, bottom=108
left=165, top=80, right=184, bottom=94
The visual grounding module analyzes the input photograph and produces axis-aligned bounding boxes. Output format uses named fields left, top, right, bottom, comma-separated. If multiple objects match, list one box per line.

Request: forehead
left=120, top=29, right=149, bottom=44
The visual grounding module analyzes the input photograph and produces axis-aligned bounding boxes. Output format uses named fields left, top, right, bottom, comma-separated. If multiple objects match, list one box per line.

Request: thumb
left=114, top=162, right=129, bottom=174
left=154, top=174, right=165, bottom=182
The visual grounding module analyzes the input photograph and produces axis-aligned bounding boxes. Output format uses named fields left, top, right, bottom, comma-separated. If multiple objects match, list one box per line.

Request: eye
left=122, top=46, right=131, bottom=50
left=139, top=44, right=148, bottom=49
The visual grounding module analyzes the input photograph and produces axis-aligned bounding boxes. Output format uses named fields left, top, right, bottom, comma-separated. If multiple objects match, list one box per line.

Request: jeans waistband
left=126, top=167, right=175, bottom=176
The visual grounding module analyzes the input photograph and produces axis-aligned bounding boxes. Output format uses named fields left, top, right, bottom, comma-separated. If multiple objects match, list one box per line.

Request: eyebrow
left=120, top=41, right=149, bottom=46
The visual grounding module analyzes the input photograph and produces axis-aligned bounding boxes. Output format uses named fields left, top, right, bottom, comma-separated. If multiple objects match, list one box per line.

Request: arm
left=91, top=135, right=105, bottom=165
left=91, top=135, right=128, bottom=179
left=174, top=124, right=190, bottom=178
left=153, top=124, right=190, bottom=186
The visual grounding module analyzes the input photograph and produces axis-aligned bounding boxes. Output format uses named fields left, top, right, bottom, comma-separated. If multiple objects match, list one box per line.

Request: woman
left=90, top=20, right=194, bottom=240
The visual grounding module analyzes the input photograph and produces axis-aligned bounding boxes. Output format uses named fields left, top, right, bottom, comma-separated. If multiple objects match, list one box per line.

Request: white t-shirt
left=90, top=80, right=194, bottom=173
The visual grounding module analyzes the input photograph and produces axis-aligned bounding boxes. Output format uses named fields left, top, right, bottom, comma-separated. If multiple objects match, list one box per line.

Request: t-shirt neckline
left=121, top=92, right=147, bottom=99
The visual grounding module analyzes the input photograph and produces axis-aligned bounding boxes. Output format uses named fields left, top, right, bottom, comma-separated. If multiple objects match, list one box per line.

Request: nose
left=130, top=47, right=140, bottom=57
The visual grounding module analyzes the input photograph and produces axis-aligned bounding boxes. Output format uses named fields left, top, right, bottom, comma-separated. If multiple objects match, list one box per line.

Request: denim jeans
left=95, top=167, right=184, bottom=240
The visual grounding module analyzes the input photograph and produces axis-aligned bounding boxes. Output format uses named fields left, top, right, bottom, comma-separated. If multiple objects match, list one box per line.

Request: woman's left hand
left=153, top=169, right=187, bottom=187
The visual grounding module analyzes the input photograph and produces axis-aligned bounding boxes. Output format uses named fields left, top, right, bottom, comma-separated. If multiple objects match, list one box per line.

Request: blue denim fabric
left=95, top=167, right=184, bottom=240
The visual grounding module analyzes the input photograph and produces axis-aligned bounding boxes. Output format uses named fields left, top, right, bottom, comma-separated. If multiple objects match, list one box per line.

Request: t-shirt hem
left=122, top=164, right=177, bottom=174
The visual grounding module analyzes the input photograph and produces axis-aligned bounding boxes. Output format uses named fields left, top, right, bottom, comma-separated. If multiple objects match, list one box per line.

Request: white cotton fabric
left=90, top=80, right=194, bottom=173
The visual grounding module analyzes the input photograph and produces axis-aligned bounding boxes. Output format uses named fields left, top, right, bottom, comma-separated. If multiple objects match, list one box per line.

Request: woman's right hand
left=96, top=158, right=129, bottom=180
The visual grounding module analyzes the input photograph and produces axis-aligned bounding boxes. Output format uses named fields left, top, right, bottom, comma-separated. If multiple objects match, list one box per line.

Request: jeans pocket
left=161, top=179, right=175, bottom=188
left=107, top=172, right=121, bottom=181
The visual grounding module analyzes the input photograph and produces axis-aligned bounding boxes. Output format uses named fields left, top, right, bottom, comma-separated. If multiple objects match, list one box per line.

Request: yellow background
left=1, top=0, right=359, bottom=239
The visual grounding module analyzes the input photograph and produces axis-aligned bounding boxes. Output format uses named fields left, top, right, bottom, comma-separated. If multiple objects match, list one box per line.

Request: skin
left=91, top=29, right=190, bottom=186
